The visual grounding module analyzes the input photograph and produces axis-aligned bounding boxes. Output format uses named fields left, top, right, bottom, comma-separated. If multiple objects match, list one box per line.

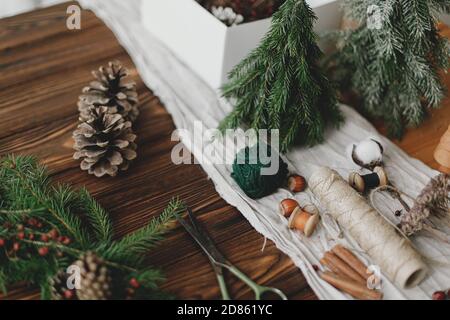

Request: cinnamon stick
left=320, top=257, right=347, bottom=279
left=332, top=244, right=371, bottom=280
left=320, top=271, right=383, bottom=300
left=324, top=252, right=366, bottom=285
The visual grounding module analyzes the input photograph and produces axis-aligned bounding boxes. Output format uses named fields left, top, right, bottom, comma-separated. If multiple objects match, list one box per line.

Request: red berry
left=48, top=229, right=59, bottom=240
left=129, top=278, right=140, bottom=289
left=17, top=232, right=25, bottom=240
left=432, top=291, right=446, bottom=300
left=36, top=222, right=43, bottom=228
left=13, top=243, right=20, bottom=251
left=0, top=239, right=5, bottom=247
left=62, top=237, right=71, bottom=245
left=40, top=234, right=49, bottom=242
left=28, top=218, right=37, bottom=226
left=64, top=290, right=73, bottom=299
left=38, top=247, right=49, bottom=256
left=28, top=233, right=35, bottom=240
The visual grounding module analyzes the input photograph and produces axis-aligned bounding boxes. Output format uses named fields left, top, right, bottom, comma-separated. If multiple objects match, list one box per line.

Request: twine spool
left=349, top=166, right=388, bottom=193
left=309, top=167, right=428, bottom=289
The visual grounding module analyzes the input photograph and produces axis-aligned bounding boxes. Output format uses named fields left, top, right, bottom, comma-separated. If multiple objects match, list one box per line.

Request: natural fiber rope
left=309, top=167, right=428, bottom=289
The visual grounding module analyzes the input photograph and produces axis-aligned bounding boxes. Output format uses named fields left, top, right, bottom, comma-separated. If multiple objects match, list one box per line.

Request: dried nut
left=279, top=199, right=299, bottom=217
left=288, top=174, right=306, bottom=193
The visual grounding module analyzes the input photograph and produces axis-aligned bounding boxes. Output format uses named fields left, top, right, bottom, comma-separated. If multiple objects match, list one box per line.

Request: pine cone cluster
left=400, top=173, right=450, bottom=236
left=74, top=251, right=113, bottom=300
left=73, top=61, right=139, bottom=177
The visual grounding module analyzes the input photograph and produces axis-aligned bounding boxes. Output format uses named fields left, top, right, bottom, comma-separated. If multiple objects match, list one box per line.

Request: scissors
left=176, top=207, right=288, bottom=300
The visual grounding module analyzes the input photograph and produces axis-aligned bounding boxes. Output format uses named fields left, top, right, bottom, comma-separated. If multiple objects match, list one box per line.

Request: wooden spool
left=434, top=125, right=450, bottom=174
left=348, top=166, right=388, bottom=193
left=288, top=206, right=320, bottom=237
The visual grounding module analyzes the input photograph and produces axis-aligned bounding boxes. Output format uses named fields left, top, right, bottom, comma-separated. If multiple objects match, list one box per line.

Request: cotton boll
left=352, top=138, right=383, bottom=169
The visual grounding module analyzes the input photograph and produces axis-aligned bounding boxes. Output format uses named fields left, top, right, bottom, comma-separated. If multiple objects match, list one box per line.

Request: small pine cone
left=73, top=106, right=137, bottom=177
left=78, top=61, right=139, bottom=123
left=50, top=271, right=76, bottom=300
left=74, top=251, right=112, bottom=300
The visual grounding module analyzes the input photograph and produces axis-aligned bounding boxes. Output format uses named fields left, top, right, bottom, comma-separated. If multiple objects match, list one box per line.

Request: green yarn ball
left=231, top=143, right=289, bottom=199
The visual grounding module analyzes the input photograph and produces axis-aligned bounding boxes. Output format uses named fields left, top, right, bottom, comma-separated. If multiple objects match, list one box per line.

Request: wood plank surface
left=0, top=2, right=448, bottom=300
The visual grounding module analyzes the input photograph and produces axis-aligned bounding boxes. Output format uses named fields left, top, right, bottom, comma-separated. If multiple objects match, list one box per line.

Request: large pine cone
left=78, top=61, right=139, bottom=123
left=73, top=106, right=137, bottom=177
left=74, top=251, right=112, bottom=300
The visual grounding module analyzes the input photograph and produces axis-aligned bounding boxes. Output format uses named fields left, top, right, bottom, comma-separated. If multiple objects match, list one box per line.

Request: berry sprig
left=0, top=211, right=78, bottom=266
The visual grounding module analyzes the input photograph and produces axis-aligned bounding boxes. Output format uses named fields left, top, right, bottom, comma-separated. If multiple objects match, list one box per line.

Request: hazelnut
left=288, top=174, right=306, bottom=193
left=279, top=199, right=299, bottom=217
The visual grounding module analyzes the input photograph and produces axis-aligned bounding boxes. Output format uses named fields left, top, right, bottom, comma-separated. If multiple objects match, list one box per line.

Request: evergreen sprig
left=219, top=0, right=343, bottom=153
left=0, top=155, right=185, bottom=299
left=326, top=0, right=450, bottom=137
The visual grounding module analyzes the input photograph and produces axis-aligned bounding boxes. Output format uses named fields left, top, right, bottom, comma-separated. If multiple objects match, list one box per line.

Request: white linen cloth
left=79, top=0, right=450, bottom=299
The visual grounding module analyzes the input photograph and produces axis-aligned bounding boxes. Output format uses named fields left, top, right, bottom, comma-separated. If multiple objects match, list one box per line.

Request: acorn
left=288, top=174, right=306, bottom=193
left=288, top=207, right=320, bottom=237
left=279, top=199, right=299, bottom=217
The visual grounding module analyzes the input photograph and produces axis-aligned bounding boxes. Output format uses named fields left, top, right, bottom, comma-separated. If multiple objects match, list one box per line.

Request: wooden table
left=0, top=2, right=449, bottom=300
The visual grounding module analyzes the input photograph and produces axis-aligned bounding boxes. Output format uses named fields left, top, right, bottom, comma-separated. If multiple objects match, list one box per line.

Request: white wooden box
left=142, top=0, right=343, bottom=89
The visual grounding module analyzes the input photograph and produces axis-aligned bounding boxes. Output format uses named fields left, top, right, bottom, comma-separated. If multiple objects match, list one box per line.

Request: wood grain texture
left=0, top=2, right=448, bottom=300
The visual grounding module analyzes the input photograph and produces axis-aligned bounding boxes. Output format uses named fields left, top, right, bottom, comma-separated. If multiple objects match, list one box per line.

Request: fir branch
left=0, top=155, right=180, bottom=299
left=0, top=156, right=90, bottom=247
left=101, top=198, right=184, bottom=265
left=78, top=188, right=113, bottom=244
